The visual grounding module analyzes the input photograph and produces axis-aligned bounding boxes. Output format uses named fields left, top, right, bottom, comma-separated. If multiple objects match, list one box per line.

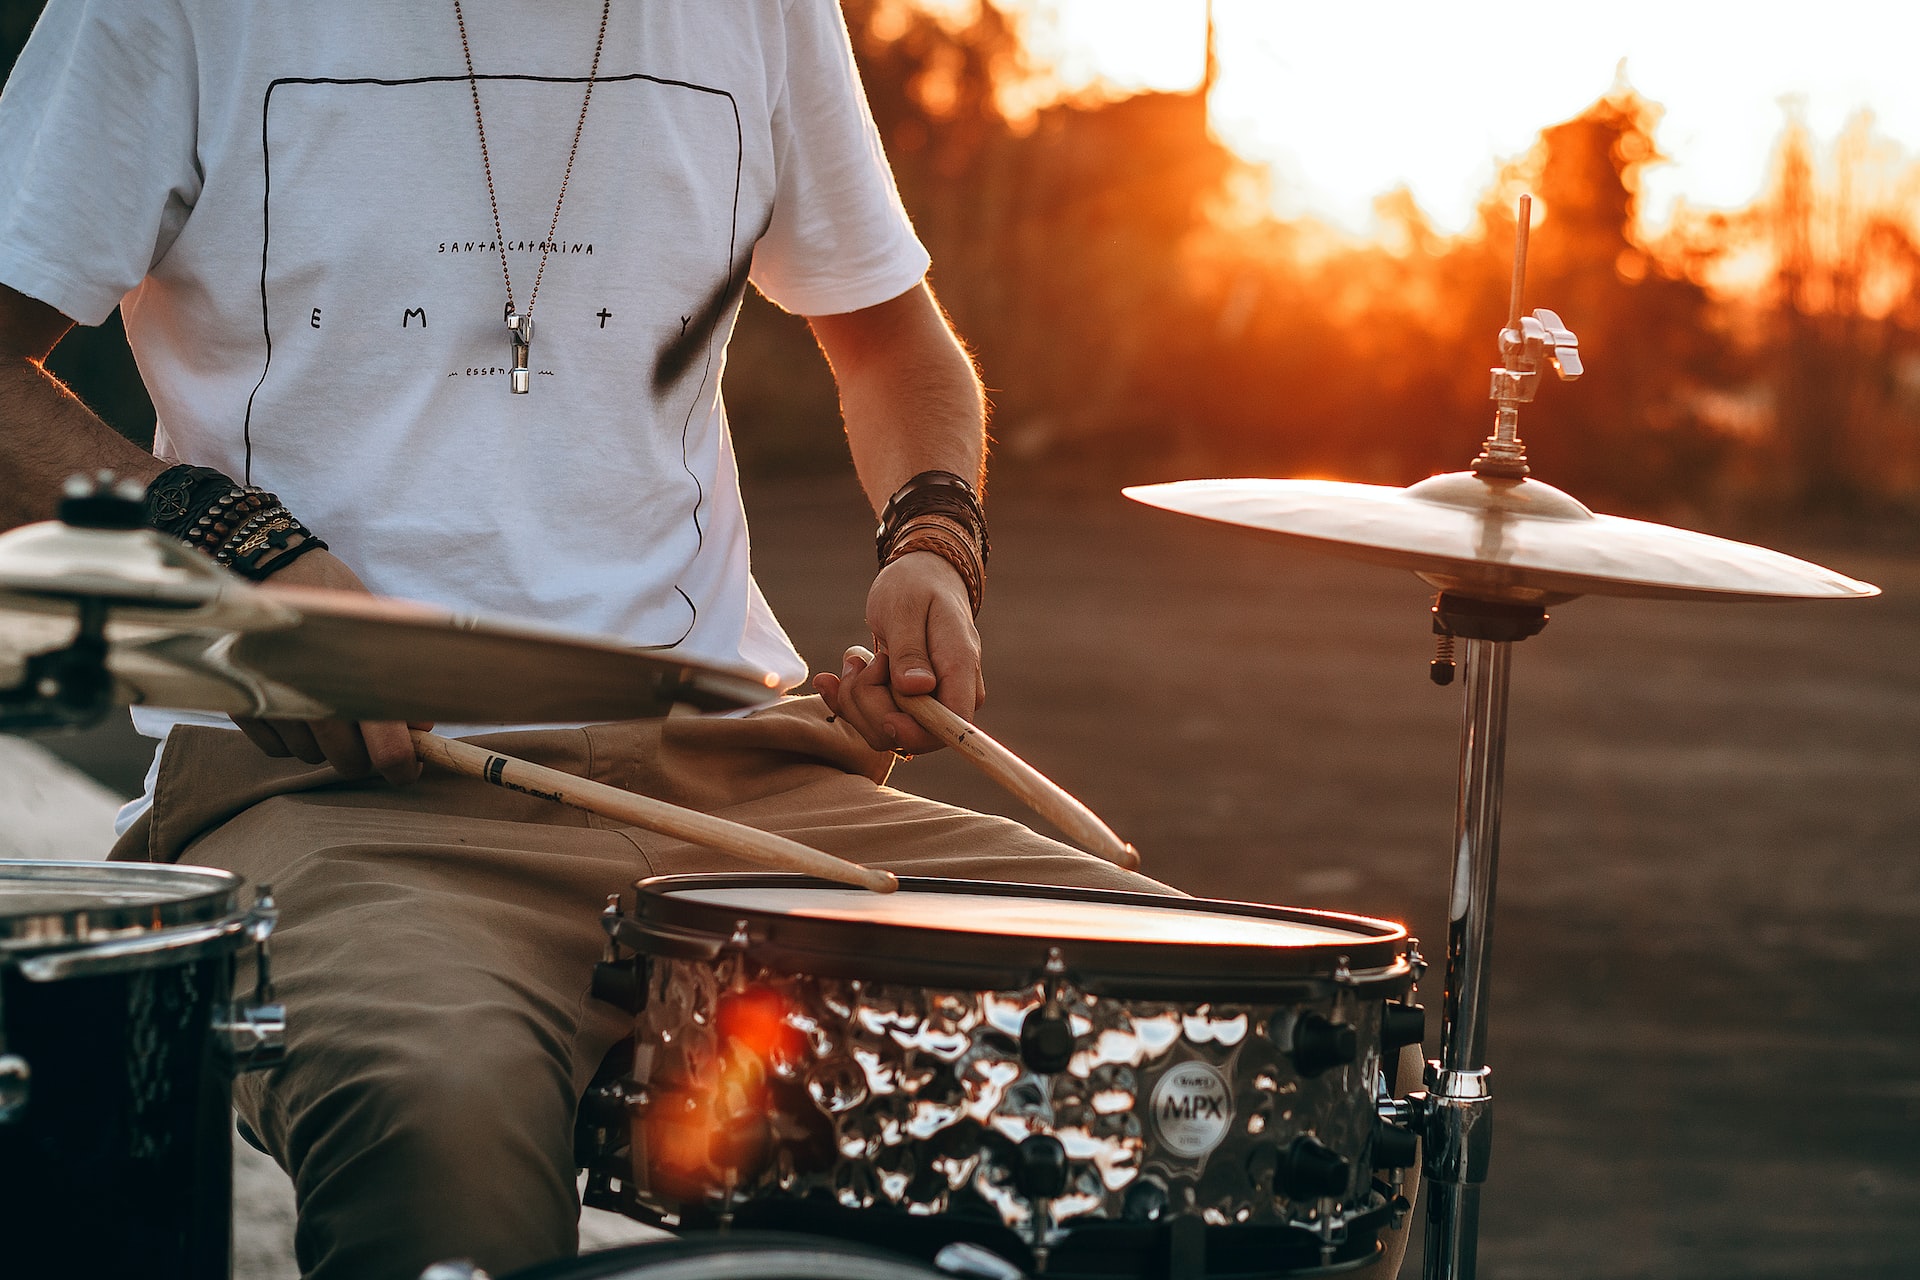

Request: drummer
left=0, top=4, right=1188, bottom=1278
left=0, top=5, right=1417, bottom=1280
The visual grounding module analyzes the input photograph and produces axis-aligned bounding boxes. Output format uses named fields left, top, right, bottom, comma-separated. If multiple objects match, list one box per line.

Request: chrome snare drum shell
left=586, top=875, right=1416, bottom=1275
left=0, top=860, right=273, bottom=1280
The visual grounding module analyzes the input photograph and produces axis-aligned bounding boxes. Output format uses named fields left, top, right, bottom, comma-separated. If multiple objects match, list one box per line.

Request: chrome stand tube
left=1421, top=635, right=1515, bottom=1280
left=1441, top=639, right=1512, bottom=1075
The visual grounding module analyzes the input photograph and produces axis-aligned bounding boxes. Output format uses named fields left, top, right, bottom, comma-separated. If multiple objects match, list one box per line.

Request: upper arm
left=0, top=284, right=76, bottom=365
left=805, top=282, right=943, bottom=373
left=748, top=0, right=929, bottom=318
left=0, top=0, right=202, bottom=327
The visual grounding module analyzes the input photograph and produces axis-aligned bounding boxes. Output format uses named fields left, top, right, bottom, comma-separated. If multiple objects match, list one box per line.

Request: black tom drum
left=0, top=860, right=282, bottom=1280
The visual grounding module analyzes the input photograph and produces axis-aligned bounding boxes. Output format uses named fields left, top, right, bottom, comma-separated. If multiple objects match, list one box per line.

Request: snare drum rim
left=0, top=860, right=243, bottom=951
left=622, top=875, right=1412, bottom=999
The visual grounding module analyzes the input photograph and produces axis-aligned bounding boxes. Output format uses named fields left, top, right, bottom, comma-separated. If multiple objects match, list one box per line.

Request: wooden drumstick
left=411, top=730, right=898, bottom=893
left=844, top=649, right=1140, bottom=871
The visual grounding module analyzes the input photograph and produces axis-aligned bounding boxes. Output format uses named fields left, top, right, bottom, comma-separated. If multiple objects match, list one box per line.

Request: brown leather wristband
left=883, top=513, right=984, bottom=616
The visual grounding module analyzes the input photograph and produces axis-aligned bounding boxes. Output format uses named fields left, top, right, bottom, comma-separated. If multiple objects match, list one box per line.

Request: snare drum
left=580, top=876, right=1424, bottom=1278
left=0, top=861, right=282, bottom=1280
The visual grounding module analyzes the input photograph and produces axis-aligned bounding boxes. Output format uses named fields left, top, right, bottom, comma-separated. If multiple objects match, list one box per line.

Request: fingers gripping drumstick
left=411, top=730, right=898, bottom=893
left=845, top=648, right=1141, bottom=872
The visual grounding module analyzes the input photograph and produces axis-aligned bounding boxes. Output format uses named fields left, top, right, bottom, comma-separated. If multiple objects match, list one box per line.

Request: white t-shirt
left=0, top=0, right=929, bottom=744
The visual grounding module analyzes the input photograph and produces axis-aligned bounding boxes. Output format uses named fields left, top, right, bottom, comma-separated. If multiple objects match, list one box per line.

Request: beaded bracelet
left=143, top=463, right=328, bottom=582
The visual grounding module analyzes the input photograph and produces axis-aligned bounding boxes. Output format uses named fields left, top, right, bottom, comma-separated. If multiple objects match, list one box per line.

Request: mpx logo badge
left=1149, top=1061, right=1233, bottom=1158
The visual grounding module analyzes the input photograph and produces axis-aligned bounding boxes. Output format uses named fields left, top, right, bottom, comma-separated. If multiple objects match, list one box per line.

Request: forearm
left=810, top=283, right=986, bottom=514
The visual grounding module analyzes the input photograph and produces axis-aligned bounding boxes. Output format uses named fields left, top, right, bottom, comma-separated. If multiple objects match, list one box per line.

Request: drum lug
left=593, top=895, right=650, bottom=1013
left=1405, top=936, right=1428, bottom=990
left=575, top=1075, right=643, bottom=1168
left=1289, top=1012, right=1358, bottom=1077
left=1008, top=1131, right=1071, bottom=1267
left=1277, top=1132, right=1352, bottom=1201
left=1021, top=951, right=1078, bottom=1074
left=1369, top=1113, right=1421, bottom=1170
left=1381, top=1000, right=1426, bottom=1053
left=217, top=999, right=287, bottom=1072
left=1013, top=1132, right=1069, bottom=1200
left=0, top=975, right=26, bottom=1123
left=1019, top=1003, right=1076, bottom=1075
left=0, top=1052, right=28, bottom=1124
left=216, top=887, right=285, bottom=1072
left=591, top=957, right=649, bottom=1014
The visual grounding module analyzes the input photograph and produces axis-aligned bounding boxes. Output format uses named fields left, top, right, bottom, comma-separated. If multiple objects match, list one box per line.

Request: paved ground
left=8, top=475, right=1918, bottom=1278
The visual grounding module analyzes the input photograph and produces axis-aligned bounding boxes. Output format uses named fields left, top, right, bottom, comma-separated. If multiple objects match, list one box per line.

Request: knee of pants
left=268, top=1033, right=586, bottom=1280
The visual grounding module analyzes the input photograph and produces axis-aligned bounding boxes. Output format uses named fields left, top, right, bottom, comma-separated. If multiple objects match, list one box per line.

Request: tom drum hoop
left=579, top=876, right=1424, bottom=1279
left=0, top=860, right=281, bottom=1280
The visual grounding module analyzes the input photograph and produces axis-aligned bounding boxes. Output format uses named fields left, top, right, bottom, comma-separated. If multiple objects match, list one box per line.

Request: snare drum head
left=0, top=861, right=241, bottom=951
left=627, top=875, right=1407, bottom=998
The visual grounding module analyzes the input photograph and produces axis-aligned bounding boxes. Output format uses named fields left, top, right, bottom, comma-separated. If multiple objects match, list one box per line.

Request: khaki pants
left=113, top=698, right=1172, bottom=1280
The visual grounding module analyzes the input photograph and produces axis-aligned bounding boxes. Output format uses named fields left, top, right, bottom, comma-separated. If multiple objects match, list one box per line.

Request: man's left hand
left=812, top=550, right=982, bottom=754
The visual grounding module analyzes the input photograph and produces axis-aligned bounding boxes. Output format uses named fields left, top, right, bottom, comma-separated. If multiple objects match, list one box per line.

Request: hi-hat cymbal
left=1124, top=473, right=1879, bottom=604
left=0, top=520, right=782, bottom=725
left=0, top=519, right=293, bottom=627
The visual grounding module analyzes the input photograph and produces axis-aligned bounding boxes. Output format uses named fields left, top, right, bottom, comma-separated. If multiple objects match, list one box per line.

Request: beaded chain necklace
left=453, top=0, right=611, bottom=393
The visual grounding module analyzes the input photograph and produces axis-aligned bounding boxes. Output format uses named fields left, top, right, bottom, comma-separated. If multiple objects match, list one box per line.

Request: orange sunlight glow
left=995, top=0, right=1920, bottom=241
left=644, top=986, right=800, bottom=1199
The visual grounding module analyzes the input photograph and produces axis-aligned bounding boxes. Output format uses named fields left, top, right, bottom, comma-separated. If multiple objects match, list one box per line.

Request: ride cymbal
left=1124, top=473, right=1879, bottom=605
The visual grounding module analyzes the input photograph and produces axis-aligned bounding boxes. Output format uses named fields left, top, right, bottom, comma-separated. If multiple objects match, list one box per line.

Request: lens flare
left=641, top=986, right=800, bottom=1200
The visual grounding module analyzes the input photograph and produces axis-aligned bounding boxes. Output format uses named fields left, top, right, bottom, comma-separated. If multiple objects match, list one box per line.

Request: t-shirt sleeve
left=0, top=0, right=202, bottom=326
left=748, top=0, right=930, bottom=318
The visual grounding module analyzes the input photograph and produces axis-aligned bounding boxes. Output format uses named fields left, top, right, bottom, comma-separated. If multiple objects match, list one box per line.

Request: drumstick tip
left=1118, top=842, right=1141, bottom=871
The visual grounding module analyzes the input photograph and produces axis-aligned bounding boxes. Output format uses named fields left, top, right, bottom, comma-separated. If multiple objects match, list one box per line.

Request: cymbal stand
left=0, top=478, right=143, bottom=733
left=1414, top=196, right=1580, bottom=1280
left=1418, top=595, right=1545, bottom=1280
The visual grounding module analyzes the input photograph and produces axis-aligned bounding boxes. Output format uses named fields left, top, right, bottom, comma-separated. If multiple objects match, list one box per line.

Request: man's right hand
left=235, top=548, right=423, bottom=786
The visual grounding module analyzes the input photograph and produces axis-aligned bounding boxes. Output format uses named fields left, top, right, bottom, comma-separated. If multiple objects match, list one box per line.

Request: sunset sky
left=997, top=0, right=1920, bottom=237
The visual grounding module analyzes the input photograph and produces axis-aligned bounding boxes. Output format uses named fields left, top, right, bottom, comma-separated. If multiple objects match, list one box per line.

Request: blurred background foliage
left=6, top=0, right=1918, bottom=525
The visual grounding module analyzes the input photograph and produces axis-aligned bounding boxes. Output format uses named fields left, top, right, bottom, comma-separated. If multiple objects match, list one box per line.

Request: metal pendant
left=507, top=311, right=535, bottom=394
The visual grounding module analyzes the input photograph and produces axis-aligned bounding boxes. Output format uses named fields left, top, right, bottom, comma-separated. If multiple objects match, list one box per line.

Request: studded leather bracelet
left=144, top=463, right=328, bottom=582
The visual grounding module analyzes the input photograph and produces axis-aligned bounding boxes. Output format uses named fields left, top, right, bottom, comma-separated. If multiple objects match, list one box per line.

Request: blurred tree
left=1510, top=91, right=1739, bottom=513
left=1132, top=89, right=1740, bottom=514
left=837, top=0, right=1242, bottom=478
left=1750, top=114, right=1920, bottom=511
left=5, top=0, right=1913, bottom=517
